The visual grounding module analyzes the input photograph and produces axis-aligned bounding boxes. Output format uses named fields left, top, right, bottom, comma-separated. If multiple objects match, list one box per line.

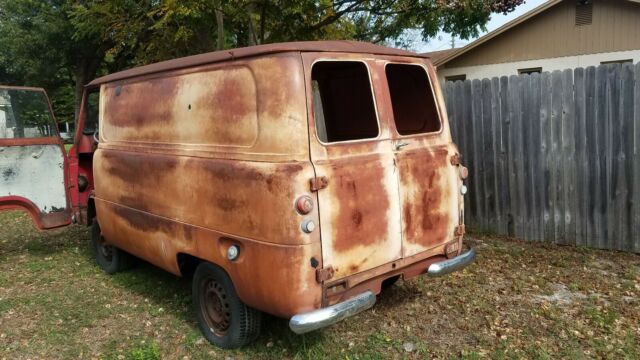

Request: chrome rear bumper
left=289, top=291, right=376, bottom=334
left=427, top=248, right=476, bottom=277
left=289, top=248, right=475, bottom=334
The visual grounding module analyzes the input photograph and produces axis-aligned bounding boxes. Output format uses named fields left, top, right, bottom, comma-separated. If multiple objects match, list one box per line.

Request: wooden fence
left=444, top=63, right=640, bottom=252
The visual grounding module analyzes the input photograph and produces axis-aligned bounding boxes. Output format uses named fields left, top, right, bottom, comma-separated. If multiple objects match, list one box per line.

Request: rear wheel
left=91, top=218, right=135, bottom=274
left=193, top=262, right=262, bottom=348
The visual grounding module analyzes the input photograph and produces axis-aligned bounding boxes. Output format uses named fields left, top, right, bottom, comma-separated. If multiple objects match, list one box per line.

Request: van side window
left=82, top=90, right=100, bottom=135
left=0, top=88, right=56, bottom=139
left=386, top=64, right=441, bottom=135
left=311, top=62, right=379, bottom=143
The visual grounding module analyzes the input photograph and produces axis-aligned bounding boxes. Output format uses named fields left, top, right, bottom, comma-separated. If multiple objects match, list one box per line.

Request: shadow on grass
left=102, top=258, right=327, bottom=357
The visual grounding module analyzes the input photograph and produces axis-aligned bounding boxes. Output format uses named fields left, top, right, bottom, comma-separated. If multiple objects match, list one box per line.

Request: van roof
left=89, top=41, right=424, bottom=86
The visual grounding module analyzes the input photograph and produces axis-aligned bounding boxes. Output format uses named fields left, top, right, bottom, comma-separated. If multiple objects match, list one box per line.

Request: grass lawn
left=0, top=210, right=638, bottom=359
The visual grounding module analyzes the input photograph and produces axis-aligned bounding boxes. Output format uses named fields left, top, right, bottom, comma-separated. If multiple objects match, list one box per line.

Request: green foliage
left=127, top=342, right=161, bottom=360
left=0, top=0, right=523, bottom=124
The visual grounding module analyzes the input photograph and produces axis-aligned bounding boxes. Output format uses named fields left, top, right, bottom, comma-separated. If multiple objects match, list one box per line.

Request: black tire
left=193, top=262, right=262, bottom=349
left=91, top=218, right=135, bottom=274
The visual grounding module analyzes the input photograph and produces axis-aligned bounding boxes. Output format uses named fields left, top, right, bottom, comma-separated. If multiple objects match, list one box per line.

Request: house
left=427, top=0, right=640, bottom=83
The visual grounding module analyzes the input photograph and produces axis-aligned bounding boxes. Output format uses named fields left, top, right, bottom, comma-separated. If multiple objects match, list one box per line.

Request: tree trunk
left=215, top=8, right=224, bottom=50
left=73, top=70, right=86, bottom=127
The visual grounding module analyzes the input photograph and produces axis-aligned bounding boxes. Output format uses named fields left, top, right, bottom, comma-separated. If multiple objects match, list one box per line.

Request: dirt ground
left=0, top=211, right=638, bottom=359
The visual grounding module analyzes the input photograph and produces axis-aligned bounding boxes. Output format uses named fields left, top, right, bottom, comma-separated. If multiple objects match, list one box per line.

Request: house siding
left=437, top=49, right=640, bottom=82
left=442, top=0, right=640, bottom=68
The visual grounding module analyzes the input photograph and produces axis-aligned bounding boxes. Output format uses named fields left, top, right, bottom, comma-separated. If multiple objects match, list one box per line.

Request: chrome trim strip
left=289, top=291, right=376, bottom=334
left=427, top=248, right=476, bottom=277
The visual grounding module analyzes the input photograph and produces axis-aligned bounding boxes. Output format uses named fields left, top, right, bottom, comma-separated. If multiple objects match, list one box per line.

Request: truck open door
left=0, top=86, right=72, bottom=229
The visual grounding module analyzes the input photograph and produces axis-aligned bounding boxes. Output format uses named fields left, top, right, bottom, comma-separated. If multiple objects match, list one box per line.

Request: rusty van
left=0, top=41, right=474, bottom=348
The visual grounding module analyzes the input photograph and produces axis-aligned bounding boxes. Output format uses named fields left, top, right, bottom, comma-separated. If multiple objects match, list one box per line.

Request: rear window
left=0, top=88, right=56, bottom=139
left=311, top=61, right=379, bottom=143
left=386, top=64, right=441, bottom=135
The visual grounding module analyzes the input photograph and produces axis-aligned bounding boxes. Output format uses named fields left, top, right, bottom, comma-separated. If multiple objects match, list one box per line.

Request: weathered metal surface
left=90, top=41, right=424, bottom=86
left=94, top=53, right=324, bottom=317
left=0, top=86, right=72, bottom=228
left=90, top=46, right=464, bottom=319
left=0, top=144, right=71, bottom=227
left=302, top=52, right=463, bottom=286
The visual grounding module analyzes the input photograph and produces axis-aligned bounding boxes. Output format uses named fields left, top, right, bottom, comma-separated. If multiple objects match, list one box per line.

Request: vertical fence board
left=471, top=80, right=484, bottom=227
left=595, top=65, right=607, bottom=248
left=499, top=76, right=511, bottom=235
left=507, top=75, right=521, bottom=236
left=462, top=80, right=474, bottom=225
left=540, top=71, right=554, bottom=242
left=491, top=77, right=503, bottom=234
left=551, top=71, right=563, bottom=243
left=574, top=67, right=587, bottom=247
left=481, top=79, right=496, bottom=231
left=561, top=69, right=576, bottom=245
left=634, top=63, right=640, bottom=253
left=621, top=63, right=634, bottom=251
left=521, top=74, right=533, bottom=240
left=584, top=66, right=598, bottom=248
left=530, top=73, right=543, bottom=241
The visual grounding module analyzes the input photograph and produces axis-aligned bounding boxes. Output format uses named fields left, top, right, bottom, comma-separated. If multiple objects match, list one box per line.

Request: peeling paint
left=0, top=145, right=67, bottom=213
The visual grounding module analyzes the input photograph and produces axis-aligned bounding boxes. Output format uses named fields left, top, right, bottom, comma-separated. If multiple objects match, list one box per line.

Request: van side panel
left=100, top=54, right=310, bottom=160
left=93, top=53, right=322, bottom=317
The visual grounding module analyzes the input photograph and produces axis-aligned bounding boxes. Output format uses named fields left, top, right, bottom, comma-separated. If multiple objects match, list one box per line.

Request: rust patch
left=400, top=148, right=453, bottom=250
left=105, top=77, right=180, bottom=129
left=331, top=159, right=389, bottom=253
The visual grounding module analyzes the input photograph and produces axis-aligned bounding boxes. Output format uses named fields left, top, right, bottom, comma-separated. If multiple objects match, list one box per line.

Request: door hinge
left=454, top=225, right=466, bottom=237
left=310, top=176, right=329, bottom=192
left=316, top=265, right=335, bottom=283
left=450, top=153, right=461, bottom=166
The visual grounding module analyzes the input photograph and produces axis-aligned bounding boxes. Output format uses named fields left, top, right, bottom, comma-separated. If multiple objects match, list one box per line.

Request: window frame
left=309, top=59, right=382, bottom=146
left=0, top=86, right=60, bottom=140
left=384, top=61, right=444, bottom=139
left=518, top=67, right=542, bottom=75
left=445, top=74, right=467, bottom=82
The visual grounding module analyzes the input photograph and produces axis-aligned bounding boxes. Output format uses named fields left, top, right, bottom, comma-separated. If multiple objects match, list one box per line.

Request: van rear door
left=0, top=86, right=72, bottom=229
left=383, top=62, right=462, bottom=257
left=302, top=56, right=403, bottom=280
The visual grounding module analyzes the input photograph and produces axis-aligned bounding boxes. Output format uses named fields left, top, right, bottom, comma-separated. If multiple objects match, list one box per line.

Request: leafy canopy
left=0, top=0, right=523, bottom=123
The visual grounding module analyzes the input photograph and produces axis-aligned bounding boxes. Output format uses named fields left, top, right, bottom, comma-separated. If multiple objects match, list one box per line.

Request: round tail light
left=295, top=195, right=314, bottom=215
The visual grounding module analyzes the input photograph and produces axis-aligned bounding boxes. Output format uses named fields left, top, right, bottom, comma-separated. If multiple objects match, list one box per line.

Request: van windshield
left=311, top=61, right=379, bottom=143
left=386, top=64, right=441, bottom=135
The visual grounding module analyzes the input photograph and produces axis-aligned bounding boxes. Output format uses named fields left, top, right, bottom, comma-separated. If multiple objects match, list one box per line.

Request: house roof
left=421, top=48, right=460, bottom=64
left=434, top=0, right=640, bottom=67
left=433, top=0, right=565, bottom=66
left=89, top=41, right=423, bottom=85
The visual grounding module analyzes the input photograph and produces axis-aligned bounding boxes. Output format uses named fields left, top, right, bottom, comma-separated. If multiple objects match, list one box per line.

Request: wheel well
left=177, top=253, right=202, bottom=278
left=87, top=198, right=96, bottom=226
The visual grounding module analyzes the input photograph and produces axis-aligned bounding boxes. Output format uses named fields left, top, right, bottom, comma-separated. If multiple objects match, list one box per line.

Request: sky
left=414, top=0, right=547, bottom=53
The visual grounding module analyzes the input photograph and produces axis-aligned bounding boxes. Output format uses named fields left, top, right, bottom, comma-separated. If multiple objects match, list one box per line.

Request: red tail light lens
left=295, top=195, right=314, bottom=214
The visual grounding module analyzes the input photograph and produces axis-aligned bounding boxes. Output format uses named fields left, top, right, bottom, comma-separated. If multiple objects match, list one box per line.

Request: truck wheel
left=193, top=262, right=262, bottom=349
left=91, top=218, right=135, bottom=274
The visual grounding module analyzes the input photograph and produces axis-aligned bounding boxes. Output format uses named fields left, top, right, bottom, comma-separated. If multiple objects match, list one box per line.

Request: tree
left=0, top=0, right=524, bottom=124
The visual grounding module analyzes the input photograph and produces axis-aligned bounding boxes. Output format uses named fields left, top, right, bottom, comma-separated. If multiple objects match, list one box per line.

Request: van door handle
left=395, top=142, right=409, bottom=151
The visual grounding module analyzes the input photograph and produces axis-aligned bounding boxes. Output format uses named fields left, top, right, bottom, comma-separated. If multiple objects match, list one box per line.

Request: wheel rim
left=200, top=278, right=231, bottom=336
left=98, top=233, right=113, bottom=262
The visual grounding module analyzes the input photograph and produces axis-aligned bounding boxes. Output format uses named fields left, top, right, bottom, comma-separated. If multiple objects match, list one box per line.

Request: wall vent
left=575, top=2, right=593, bottom=26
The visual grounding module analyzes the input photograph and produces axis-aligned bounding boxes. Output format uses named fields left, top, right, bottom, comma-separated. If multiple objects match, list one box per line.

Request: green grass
left=0, top=210, right=639, bottom=359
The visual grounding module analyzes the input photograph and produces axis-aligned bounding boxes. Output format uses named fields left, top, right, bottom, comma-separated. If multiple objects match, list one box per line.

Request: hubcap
left=201, top=279, right=231, bottom=336
left=98, top=234, right=113, bottom=261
